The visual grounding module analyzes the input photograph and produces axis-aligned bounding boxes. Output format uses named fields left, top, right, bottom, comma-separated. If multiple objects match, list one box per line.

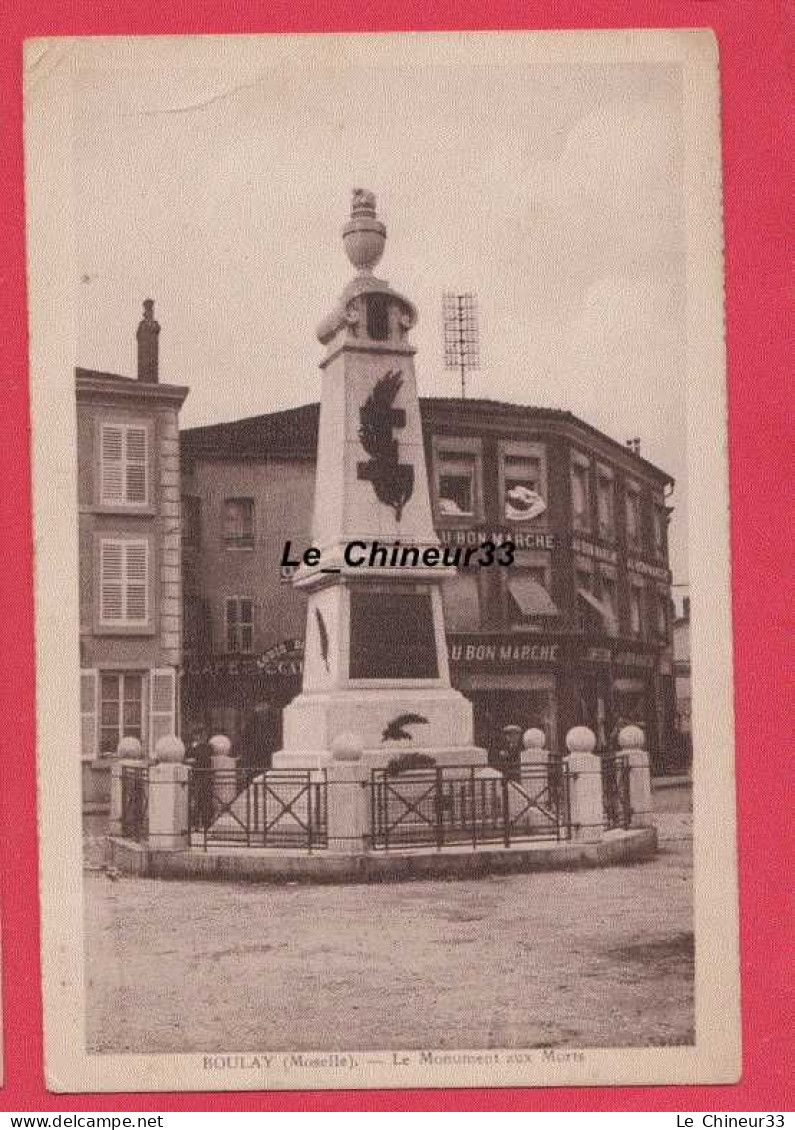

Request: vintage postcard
left=24, top=30, right=739, bottom=1092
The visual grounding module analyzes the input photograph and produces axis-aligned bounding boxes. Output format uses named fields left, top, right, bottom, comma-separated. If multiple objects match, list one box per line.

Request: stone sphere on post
left=331, top=732, right=364, bottom=763
left=565, top=726, right=597, bottom=755
left=618, top=725, right=645, bottom=751
left=523, top=727, right=546, bottom=752
left=153, top=734, right=185, bottom=764
left=209, top=734, right=232, bottom=758
left=116, top=735, right=143, bottom=761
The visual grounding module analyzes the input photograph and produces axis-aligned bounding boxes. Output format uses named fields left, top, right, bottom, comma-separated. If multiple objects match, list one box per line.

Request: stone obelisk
left=272, top=190, right=486, bottom=770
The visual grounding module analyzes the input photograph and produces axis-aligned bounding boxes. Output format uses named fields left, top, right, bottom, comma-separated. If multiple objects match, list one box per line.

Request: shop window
left=625, top=484, right=642, bottom=550
left=597, top=471, right=615, bottom=540
left=100, top=422, right=148, bottom=507
left=629, top=583, right=644, bottom=638
left=224, top=498, right=255, bottom=548
left=226, top=596, right=254, bottom=653
left=433, top=440, right=482, bottom=521
left=182, top=495, right=201, bottom=545
left=503, top=454, right=546, bottom=522
left=571, top=460, right=591, bottom=532
left=506, top=566, right=558, bottom=625
left=99, top=538, right=149, bottom=626
left=99, top=672, right=143, bottom=755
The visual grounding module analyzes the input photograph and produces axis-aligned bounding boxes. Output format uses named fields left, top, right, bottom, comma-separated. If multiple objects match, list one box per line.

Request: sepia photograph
left=24, top=30, right=738, bottom=1092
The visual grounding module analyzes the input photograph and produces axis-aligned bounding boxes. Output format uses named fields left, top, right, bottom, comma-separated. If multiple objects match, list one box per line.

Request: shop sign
left=570, top=535, right=619, bottom=565
left=584, top=646, right=612, bottom=664
left=438, top=527, right=556, bottom=551
left=626, top=557, right=672, bottom=583
left=613, top=648, right=657, bottom=670
left=184, top=639, right=305, bottom=680
left=449, top=635, right=560, bottom=668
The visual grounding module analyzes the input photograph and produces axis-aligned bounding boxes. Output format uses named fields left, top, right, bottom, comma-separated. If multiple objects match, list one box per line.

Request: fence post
left=109, top=737, right=143, bottom=836
left=521, top=728, right=549, bottom=772
left=619, top=725, right=653, bottom=828
left=148, top=735, right=190, bottom=851
left=325, top=733, right=369, bottom=853
left=209, top=733, right=236, bottom=810
left=565, top=726, right=604, bottom=841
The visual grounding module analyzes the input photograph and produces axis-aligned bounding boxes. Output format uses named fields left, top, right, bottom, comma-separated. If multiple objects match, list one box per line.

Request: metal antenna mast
left=443, top=293, right=480, bottom=399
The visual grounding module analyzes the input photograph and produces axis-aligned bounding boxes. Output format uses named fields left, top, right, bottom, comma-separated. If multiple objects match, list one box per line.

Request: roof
left=76, top=366, right=189, bottom=406
left=181, top=396, right=673, bottom=484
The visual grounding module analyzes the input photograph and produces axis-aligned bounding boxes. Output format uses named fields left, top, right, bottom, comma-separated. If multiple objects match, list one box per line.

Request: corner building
left=181, top=398, right=676, bottom=772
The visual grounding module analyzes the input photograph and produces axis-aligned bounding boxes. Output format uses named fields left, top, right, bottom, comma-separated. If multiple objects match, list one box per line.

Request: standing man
left=492, top=723, right=523, bottom=782
left=187, top=725, right=214, bottom=829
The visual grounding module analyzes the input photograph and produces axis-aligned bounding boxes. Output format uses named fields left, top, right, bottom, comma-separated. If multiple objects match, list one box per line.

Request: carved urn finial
left=342, top=188, right=386, bottom=275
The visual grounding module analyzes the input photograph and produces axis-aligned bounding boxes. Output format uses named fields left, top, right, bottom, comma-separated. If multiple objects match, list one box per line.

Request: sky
left=71, top=36, right=689, bottom=586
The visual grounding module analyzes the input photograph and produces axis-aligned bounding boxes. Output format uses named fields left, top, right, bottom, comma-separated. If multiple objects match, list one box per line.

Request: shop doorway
left=470, top=689, right=554, bottom=760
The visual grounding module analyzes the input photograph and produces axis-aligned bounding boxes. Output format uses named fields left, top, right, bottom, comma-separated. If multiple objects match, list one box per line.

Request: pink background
left=0, top=0, right=791, bottom=1111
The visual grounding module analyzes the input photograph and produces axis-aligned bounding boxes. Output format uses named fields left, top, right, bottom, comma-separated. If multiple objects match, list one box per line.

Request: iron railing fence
left=602, top=754, right=632, bottom=830
left=120, top=764, right=148, bottom=841
left=369, top=764, right=572, bottom=851
left=188, top=768, right=328, bottom=852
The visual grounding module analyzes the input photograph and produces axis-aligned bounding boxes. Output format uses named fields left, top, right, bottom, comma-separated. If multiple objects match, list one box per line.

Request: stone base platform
left=107, top=826, right=657, bottom=885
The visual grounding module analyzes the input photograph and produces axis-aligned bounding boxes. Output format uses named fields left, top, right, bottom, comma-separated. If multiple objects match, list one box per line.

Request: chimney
left=683, top=596, right=690, bottom=621
left=136, top=298, right=160, bottom=383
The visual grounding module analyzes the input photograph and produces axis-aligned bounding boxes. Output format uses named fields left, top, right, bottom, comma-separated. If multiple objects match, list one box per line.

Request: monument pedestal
left=270, top=189, right=487, bottom=777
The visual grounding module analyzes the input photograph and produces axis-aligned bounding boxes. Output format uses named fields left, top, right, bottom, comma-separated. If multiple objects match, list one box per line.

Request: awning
left=508, top=574, right=559, bottom=616
left=577, top=587, right=618, bottom=632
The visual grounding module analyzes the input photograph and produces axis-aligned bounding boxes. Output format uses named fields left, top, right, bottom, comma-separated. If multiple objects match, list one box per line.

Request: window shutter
left=100, top=426, right=124, bottom=503
left=125, top=542, right=148, bottom=622
left=100, top=541, right=124, bottom=622
left=149, top=668, right=176, bottom=754
left=80, top=669, right=98, bottom=758
left=125, top=427, right=148, bottom=504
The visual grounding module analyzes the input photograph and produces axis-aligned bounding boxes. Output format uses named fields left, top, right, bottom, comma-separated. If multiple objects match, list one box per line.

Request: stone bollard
left=109, top=737, right=143, bottom=836
left=565, top=726, right=604, bottom=841
left=209, top=734, right=236, bottom=811
left=619, top=725, right=653, bottom=828
left=148, top=735, right=190, bottom=851
left=325, top=733, right=369, bottom=854
left=521, top=728, right=549, bottom=773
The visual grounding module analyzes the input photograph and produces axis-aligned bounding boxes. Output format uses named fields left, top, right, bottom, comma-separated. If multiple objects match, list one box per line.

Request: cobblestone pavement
left=85, top=791, right=693, bottom=1054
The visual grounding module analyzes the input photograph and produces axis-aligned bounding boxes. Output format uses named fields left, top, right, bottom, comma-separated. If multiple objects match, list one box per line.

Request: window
left=625, top=483, right=642, bottom=548
left=571, top=460, right=591, bottom=531
left=366, top=295, right=390, bottom=341
left=655, top=591, right=669, bottom=641
left=653, top=504, right=667, bottom=559
left=182, top=495, right=201, bottom=545
left=226, top=597, right=254, bottom=653
left=629, top=583, right=644, bottom=638
left=224, top=498, right=255, bottom=548
left=99, top=539, right=149, bottom=625
left=575, top=568, right=601, bottom=633
left=99, top=672, right=143, bottom=754
left=433, top=442, right=482, bottom=520
left=599, top=572, right=619, bottom=637
left=597, top=471, right=615, bottom=540
left=441, top=571, right=481, bottom=631
left=503, top=454, right=547, bottom=522
left=100, top=423, right=148, bottom=506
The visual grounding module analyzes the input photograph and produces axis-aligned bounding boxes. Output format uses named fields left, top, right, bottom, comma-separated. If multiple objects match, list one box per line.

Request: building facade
left=672, top=595, right=692, bottom=769
left=181, top=398, right=677, bottom=772
left=77, top=302, right=188, bottom=805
